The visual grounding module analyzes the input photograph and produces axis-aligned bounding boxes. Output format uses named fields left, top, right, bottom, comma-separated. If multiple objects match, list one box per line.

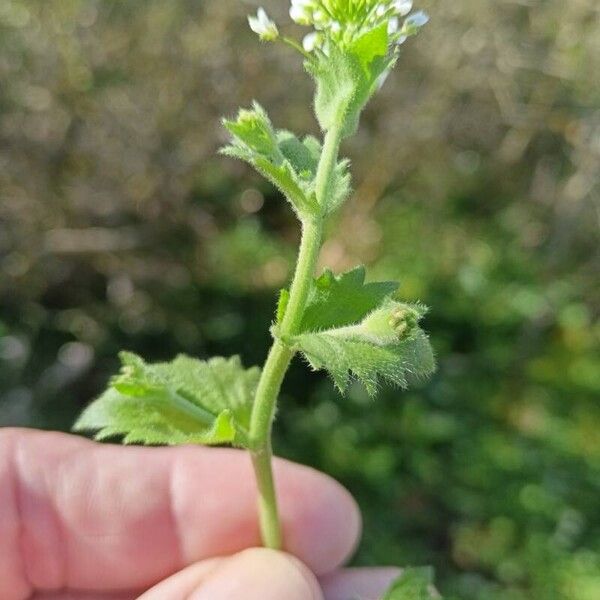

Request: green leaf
left=74, top=352, right=260, bottom=448
left=382, top=567, right=441, bottom=599
left=221, top=142, right=314, bottom=219
left=300, top=266, right=398, bottom=332
left=308, top=23, right=395, bottom=137
left=222, top=103, right=353, bottom=216
left=292, top=300, right=435, bottom=395
left=308, top=45, right=357, bottom=136
left=277, top=131, right=319, bottom=175
left=350, top=20, right=390, bottom=71
left=221, top=103, right=320, bottom=218
left=222, top=101, right=279, bottom=157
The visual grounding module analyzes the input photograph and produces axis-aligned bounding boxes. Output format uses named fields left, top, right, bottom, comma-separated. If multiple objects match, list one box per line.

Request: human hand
left=0, top=429, right=400, bottom=599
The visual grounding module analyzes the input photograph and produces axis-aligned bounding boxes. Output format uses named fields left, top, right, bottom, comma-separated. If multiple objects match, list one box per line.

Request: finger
left=320, top=567, right=401, bottom=600
left=31, top=567, right=400, bottom=600
left=0, top=428, right=360, bottom=598
left=32, top=593, right=136, bottom=600
left=139, top=548, right=323, bottom=600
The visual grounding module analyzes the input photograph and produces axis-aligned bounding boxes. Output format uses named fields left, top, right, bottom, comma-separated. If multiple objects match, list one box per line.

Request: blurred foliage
left=1, top=1, right=599, bottom=598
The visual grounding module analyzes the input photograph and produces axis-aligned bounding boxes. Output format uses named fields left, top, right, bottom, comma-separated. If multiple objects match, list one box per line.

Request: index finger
left=0, top=428, right=361, bottom=599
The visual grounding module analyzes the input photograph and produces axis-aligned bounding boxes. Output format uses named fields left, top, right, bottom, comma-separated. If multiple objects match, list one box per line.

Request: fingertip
left=190, top=548, right=323, bottom=600
left=137, top=560, right=222, bottom=600
left=142, top=549, right=323, bottom=600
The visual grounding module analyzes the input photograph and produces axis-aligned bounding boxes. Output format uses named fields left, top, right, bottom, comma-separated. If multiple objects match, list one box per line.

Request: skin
left=0, top=429, right=400, bottom=599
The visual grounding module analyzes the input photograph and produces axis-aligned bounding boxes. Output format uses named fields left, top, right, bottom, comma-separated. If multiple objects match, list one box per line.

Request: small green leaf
left=221, top=141, right=314, bottom=219
left=278, top=133, right=351, bottom=215
left=382, top=567, right=441, bottom=599
left=292, top=300, right=435, bottom=395
left=222, top=103, right=354, bottom=216
left=223, top=102, right=279, bottom=157
left=300, top=266, right=398, bottom=332
left=308, top=45, right=357, bottom=136
left=221, top=104, right=321, bottom=218
left=308, top=23, right=395, bottom=137
left=277, top=131, right=319, bottom=175
left=350, top=21, right=390, bottom=71
left=74, top=352, right=260, bottom=448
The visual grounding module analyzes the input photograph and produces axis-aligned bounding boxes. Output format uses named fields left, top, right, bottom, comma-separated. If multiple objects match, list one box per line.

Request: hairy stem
left=249, top=122, right=344, bottom=549
left=249, top=340, right=292, bottom=549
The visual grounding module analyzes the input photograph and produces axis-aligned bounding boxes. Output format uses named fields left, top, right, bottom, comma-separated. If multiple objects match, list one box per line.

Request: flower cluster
left=248, top=1, right=428, bottom=53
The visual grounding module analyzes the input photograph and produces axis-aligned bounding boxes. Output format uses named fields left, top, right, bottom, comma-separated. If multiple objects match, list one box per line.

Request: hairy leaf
left=221, top=142, right=316, bottom=218
left=293, top=300, right=435, bottom=395
left=382, top=567, right=440, bottom=599
left=222, top=102, right=279, bottom=157
left=74, top=352, right=260, bottom=447
left=222, top=103, right=317, bottom=217
left=300, top=266, right=398, bottom=332
left=308, top=44, right=356, bottom=135
left=307, top=24, right=395, bottom=137
left=222, top=103, right=352, bottom=217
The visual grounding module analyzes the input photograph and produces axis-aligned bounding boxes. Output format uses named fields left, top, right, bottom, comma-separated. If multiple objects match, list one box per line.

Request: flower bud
left=248, top=7, right=279, bottom=42
left=303, top=31, right=320, bottom=52
left=393, top=0, right=414, bottom=17
left=290, top=0, right=314, bottom=25
left=388, top=306, right=420, bottom=340
left=405, top=10, right=429, bottom=28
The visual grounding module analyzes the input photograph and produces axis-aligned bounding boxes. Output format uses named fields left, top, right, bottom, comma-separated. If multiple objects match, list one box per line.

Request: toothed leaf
left=223, top=101, right=279, bottom=156
left=74, top=352, right=260, bottom=448
left=292, top=300, right=435, bottom=395
left=221, top=103, right=321, bottom=218
left=300, top=266, right=398, bottom=332
left=222, top=103, right=354, bottom=216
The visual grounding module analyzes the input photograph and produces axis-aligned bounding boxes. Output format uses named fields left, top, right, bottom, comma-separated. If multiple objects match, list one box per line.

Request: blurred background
left=1, top=0, right=599, bottom=598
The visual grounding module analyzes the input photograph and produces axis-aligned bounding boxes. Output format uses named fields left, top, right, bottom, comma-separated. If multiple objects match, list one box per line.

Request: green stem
left=249, top=121, right=344, bottom=549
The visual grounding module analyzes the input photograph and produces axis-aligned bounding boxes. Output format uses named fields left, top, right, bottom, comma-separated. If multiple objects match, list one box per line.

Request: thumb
left=139, top=548, right=324, bottom=600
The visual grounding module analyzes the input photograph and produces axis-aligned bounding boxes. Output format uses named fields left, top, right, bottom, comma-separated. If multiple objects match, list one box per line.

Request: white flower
left=284, top=0, right=429, bottom=53
left=248, top=7, right=279, bottom=41
left=302, top=31, right=320, bottom=52
left=290, top=0, right=313, bottom=25
left=290, top=6, right=308, bottom=24
left=405, top=10, right=429, bottom=28
left=313, top=9, right=328, bottom=25
left=393, top=1, right=413, bottom=17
